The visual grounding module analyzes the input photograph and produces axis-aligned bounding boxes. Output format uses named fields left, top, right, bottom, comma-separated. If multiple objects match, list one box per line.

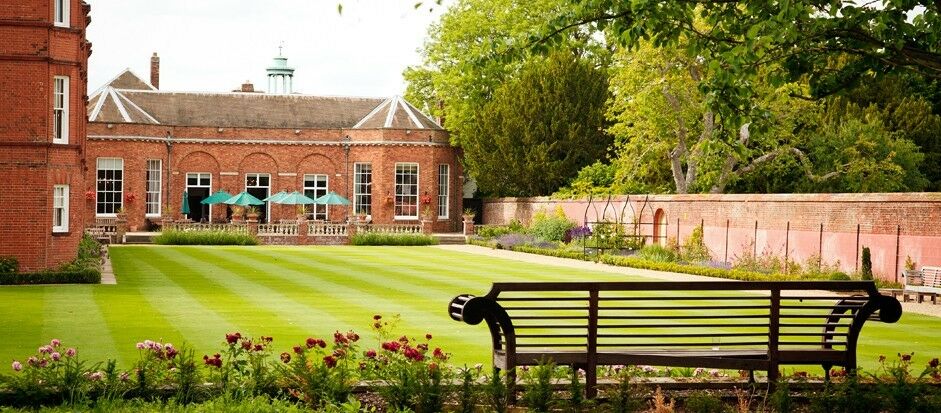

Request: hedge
left=0, top=268, right=100, bottom=285
left=480, top=243, right=857, bottom=284
left=153, top=230, right=260, bottom=246
left=350, top=233, right=438, bottom=246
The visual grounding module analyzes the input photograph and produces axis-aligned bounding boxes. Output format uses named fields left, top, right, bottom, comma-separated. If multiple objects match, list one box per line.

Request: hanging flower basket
left=84, top=190, right=96, bottom=201
left=124, top=192, right=137, bottom=204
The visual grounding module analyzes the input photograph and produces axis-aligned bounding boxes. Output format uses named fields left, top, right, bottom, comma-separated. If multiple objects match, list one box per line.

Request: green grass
left=0, top=245, right=937, bottom=372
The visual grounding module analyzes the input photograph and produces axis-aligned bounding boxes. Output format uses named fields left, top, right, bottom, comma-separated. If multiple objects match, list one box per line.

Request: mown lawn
left=0, top=245, right=937, bottom=371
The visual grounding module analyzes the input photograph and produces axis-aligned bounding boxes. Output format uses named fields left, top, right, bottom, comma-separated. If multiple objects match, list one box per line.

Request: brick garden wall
left=483, top=193, right=941, bottom=282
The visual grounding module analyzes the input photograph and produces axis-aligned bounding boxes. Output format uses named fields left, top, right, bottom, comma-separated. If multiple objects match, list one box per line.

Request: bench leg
left=748, top=370, right=756, bottom=384
left=822, top=364, right=832, bottom=382
left=506, top=367, right=517, bottom=404
left=585, top=365, right=597, bottom=399
left=918, top=293, right=925, bottom=304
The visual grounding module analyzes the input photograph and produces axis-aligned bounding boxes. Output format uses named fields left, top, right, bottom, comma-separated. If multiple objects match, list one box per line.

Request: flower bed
left=153, top=230, right=260, bottom=246
left=1, top=315, right=938, bottom=412
left=349, top=233, right=438, bottom=246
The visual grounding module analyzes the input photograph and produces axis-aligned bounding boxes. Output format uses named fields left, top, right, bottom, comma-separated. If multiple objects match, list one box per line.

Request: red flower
left=225, top=332, right=242, bottom=345
left=901, top=353, right=913, bottom=362
left=124, top=192, right=137, bottom=203
left=365, top=349, right=377, bottom=359
left=306, top=337, right=318, bottom=349
left=323, top=355, right=337, bottom=368
left=280, top=352, right=291, bottom=364
left=253, top=344, right=264, bottom=352
left=404, top=346, right=424, bottom=362
left=318, top=339, right=326, bottom=348
left=433, top=347, right=447, bottom=361
left=929, top=358, right=939, bottom=368
left=425, top=333, right=433, bottom=340
left=203, top=354, right=222, bottom=368
left=346, top=331, right=360, bottom=342
left=429, top=362, right=438, bottom=371
left=398, top=335, right=409, bottom=344
left=334, top=331, right=348, bottom=345
left=84, top=190, right=96, bottom=200
left=293, top=346, right=303, bottom=355
left=373, top=314, right=382, bottom=320
left=381, top=341, right=401, bottom=352
left=240, top=340, right=252, bottom=351
left=333, top=349, right=346, bottom=358
left=261, top=336, right=273, bottom=344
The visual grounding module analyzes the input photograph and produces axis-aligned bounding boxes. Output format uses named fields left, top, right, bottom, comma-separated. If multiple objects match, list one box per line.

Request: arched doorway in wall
left=653, top=208, right=668, bottom=246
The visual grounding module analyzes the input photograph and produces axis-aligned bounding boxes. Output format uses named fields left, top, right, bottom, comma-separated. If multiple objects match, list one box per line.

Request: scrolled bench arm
left=448, top=294, right=516, bottom=352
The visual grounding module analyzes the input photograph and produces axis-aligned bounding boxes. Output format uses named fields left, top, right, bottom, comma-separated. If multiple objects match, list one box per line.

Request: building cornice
left=87, top=135, right=452, bottom=147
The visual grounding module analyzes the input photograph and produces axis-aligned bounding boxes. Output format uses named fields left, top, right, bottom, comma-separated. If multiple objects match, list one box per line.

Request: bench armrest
left=448, top=294, right=516, bottom=353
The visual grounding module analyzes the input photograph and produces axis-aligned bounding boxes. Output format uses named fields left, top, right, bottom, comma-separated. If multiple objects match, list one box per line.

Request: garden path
left=435, top=244, right=941, bottom=318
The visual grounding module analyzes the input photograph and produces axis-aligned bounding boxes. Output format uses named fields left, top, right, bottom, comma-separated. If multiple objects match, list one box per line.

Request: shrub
left=861, top=247, right=873, bottom=280
left=682, top=226, right=711, bottom=262
left=684, top=391, right=728, bottom=413
left=154, top=230, right=259, bottom=246
left=0, top=256, right=19, bottom=274
left=494, top=233, right=538, bottom=250
left=520, top=359, right=556, bottom=413
left=530, top=207, right=575, bottom=242
left=0, top=268, right=100, bottom=285
left=604, top=368, right=644, bottom=413
left=349, top=233, right=438, bottom=246
left=589, top=221, right=627, bottom=250
left=638, top=244, right=679, bottom=263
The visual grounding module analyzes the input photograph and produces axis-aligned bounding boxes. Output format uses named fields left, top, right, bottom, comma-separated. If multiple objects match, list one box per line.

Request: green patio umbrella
left=263, top=191, right=288, bottom=203
left=313, top=191, right=351, bottom=206
left=223, top=191, right=265, bottom=206
left=274, top=191, right=318, bottom=205
left=181, top=190, right=191, bottom=216
left=201, top=190, right=233, bottom=205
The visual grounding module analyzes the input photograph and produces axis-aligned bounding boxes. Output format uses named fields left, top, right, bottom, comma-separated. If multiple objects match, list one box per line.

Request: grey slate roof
left=87, top=70, right=443, bottom=130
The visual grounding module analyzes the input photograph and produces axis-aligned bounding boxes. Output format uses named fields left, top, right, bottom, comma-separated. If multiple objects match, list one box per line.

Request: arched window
left=653, top=209, right=668, bottom=246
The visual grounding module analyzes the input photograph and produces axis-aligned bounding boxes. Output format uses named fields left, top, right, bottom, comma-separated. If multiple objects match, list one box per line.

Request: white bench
left=901, top=266, right=941, bottom=304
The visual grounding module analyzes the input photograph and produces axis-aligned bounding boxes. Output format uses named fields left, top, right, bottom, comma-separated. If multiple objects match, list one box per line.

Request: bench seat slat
left=598, top=314, right=768, bottom=320
left=598, top=333, right=767, bottom=338
left=598, top=323, right=770, bottom=329
left=599, top=305, right=771, bottom=311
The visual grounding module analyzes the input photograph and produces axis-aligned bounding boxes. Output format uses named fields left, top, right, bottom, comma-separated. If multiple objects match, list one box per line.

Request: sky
left=87, top=0, right=447, bottom=97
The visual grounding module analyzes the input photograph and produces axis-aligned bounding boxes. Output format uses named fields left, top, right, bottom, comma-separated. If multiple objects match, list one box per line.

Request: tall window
left=54, top=0, right=69, bottom=27
left=353, top=163, right=372, bottom=216
left=245, top=173, right=270, bottom=223
left=303, top=174, right=328, bottom=220
left=437, top=164, right=449, bottom=219
left=394, top=163, right=419, bottom=219
left=145, top=160, right=161, bottom=216
left=53, top=185, right=69, bottom=233
left=53, top=76, right=68, bottom=144
left=96, top=158, right=123, bottom=215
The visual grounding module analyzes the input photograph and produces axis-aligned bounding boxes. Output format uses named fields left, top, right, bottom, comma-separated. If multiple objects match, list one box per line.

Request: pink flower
left=136, top=342, right=145, bottom=350
left=119, top=372, right=130, bottom=382
left=50, top=339, right=61, bottom=348
left=12, top=361, right=22, bottom=372
left=39, top=345, right=52, bottom=354
left=87, top=371, right=103, bottom=381
left=50, top=352, right=61, bottom=361
left=66, top=348, right=76, bottom=358
left=27, top=357, right=38, bottom=367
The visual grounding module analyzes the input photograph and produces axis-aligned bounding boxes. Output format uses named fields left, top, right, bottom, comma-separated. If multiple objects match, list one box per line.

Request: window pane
left=95, top=158, right=123, bottom=214
left=438, top=164, right=449, bottom=218
left=394, top=163, right=418, bottom=218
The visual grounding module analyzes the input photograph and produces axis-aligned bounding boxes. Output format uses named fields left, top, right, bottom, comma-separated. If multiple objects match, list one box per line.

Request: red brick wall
left=0, top=0, right=90, bottom=271
left=483, top=194, right=941, bottom=281
left=85, top=124, right=463, bottom=233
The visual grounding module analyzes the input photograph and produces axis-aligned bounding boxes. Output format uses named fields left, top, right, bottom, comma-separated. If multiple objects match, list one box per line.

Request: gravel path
left=433, top=244, right=941, bottom=318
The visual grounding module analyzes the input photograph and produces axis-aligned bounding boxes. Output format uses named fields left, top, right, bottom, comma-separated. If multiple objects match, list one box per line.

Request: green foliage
left=457, top=366, right=477, bottom=413
left=530, top=207, right=576, bottom=242
left=862, top=247, right=873, bottom=281
left=0, top=256, right=18, bottom=274
left=682, top=227, right=711, bottom=263
left=463, top=51, right=611, bottom=196
left=566, top=367, right=584, bottom=413
left=603, top=368, right=643, bottom=413
left=349, top=233, right=438, bottom=246
left=684, top=391, right=728, bottom=413
left=637, top=244, right=679, bottom=263
left=153, top=230, right=260, bottom=246
left=520, top=359, right=556, bottom=412
left=769, top=381, right=794, bottom=413
left=477, top=219, right=526, bottom=238
left=485, top=367, right=509, bottom=413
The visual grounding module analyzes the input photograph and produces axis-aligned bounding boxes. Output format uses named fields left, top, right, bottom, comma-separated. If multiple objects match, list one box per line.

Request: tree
left=403, top=0, right=607, bottom=147
left=464, top=52, right=611, bottom=196
left=543, top=1, right=941, bottom=127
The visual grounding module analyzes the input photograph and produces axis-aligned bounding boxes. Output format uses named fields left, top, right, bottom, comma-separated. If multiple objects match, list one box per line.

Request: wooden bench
left=901, top=266, right=941, bottom=304
left=448, top=281, right=901, bottom=398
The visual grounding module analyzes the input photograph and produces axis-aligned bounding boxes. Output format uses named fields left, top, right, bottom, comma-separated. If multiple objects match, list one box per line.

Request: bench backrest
left=923, top=267, right=941, bottom=288
left=450, top=281, right=900, bottom=357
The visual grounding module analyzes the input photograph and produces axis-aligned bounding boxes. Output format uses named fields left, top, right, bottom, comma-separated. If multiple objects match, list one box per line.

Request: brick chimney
left=241, top=80, right=254, bottom=92
left=150, top=52, right=160, bottom=89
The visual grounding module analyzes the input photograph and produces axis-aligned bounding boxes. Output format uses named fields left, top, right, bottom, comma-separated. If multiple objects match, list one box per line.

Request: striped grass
left=0, top=245, right=937, bottom=371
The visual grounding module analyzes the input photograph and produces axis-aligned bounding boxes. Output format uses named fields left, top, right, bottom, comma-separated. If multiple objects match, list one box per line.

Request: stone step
left=433, top=234, right=466, bottom=245
left=124, top=233, right=156, bottom=244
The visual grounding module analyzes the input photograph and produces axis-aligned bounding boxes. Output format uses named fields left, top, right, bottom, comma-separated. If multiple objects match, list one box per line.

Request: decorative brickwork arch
left=238, top=152, right=279, bottom=174
left=296, top=153, right=339, bottom=180
left=654, top=208, right=668, bottom=246
left=177, top=150, right=221, bottom=173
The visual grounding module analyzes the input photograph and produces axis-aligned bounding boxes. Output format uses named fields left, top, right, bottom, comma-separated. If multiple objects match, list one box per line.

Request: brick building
left=85, top=56, right=463, bottom=233
left=0, top=0, right=92, bottom=271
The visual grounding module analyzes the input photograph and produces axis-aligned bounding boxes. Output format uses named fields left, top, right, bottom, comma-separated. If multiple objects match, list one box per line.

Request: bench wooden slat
left=598, top=333, right=767, bottom=338
left=599, top=323, right=771, bottom=329
left=599, top=305, right=771, bottom=311
left=598, top=314, right=768, bottom=320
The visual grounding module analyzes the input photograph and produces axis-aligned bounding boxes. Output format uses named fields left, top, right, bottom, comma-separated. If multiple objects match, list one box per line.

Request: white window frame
left=145, top=160, right=162, bottom=217
left=53, top=185, right=69, bottom=233
left=96, top=158, right=123, bottom=217
left=186, top=172, right=212, bottom=222
left=353, top=163, right=372, bottom=217
left=53, top=76, right=68, bottom=144
left=303, top=174, right=329, bottom=221
left=54, top=0, right=69, bottom=27
left=394, top=163, right=419, bottom=220
left=245, top=173, right=271, bottom=222
left=437, top=164, right=450, bottom=219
